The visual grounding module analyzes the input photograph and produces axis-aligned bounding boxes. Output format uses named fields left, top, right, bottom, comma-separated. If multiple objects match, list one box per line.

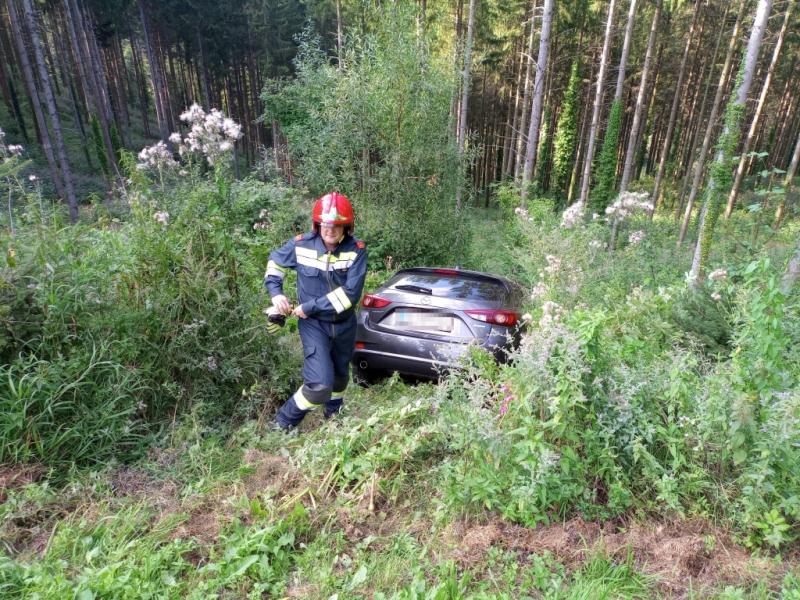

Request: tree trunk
left=773, top=129, right=800, bottom=229
left=674, top=1, right=729, bottom=216
left=16, top=0, right=78, bottom=221
left=577, top=0, right=617, bottom=208
left=782, top=235, right=800, bottom=295
left=724, top=0, right=794, bottom=218
left=514, top=1, right=537, bottom=183
left=689, top=0, right=773, bottom=285
left=614, top=0, right=637, bottom=104
left=620, top=0, right=660, bottom=193
left=520, top=0, right=553, bottom=201
left=63, top=0, right=117, bottom=175
left=0, top=26, right=29, bottom=141
left=138, top=0, right=169, bottom=141
left=129, top=32, right=150, bottom=136
left=678, top=0, right=747, bottom=245
left=335, top=0, right=343, bottom=68
left=454, top=0, right=476, bottom=213
left=569, top=49, right=596, bottom=203
left=6, top=0, right=64, bottom=188
left=651, top=0, right=701, bottom=212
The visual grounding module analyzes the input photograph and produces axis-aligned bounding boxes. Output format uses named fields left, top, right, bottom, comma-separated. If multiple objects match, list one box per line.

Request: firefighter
left=265, top=192, right=368, bottom=430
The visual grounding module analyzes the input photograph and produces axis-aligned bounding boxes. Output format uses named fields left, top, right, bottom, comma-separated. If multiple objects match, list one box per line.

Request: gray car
left=352, top=267, right=526, bottom=382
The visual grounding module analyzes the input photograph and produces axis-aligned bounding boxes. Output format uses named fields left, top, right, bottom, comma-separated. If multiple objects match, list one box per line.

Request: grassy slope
left=2, top=205, right=799, bottom=598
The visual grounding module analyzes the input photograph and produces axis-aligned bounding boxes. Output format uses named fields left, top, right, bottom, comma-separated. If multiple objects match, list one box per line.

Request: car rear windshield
left=388, top=271, right=508, bottom=301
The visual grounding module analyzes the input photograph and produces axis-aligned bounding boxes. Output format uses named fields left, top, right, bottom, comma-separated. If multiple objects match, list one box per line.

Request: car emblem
left=420, top=296, right=431, bottom=305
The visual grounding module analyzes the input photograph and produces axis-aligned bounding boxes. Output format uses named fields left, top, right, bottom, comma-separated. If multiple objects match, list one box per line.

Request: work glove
left=264, top=305, right=287, bottom=335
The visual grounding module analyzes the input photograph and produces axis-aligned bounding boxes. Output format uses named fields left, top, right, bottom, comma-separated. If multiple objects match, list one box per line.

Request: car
left=352, top=267, right=526, bottom=382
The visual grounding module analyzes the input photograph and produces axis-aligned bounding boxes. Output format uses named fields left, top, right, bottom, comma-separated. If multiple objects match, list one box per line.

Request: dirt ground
left=450, top=515, right=792, bottom=597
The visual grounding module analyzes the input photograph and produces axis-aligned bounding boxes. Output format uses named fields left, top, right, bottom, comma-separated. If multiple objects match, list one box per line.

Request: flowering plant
left=136, top=105, right=243, bottom=173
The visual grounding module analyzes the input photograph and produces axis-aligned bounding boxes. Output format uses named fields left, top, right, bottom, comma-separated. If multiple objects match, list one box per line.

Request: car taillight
left=433, top=268, right=460, bottom=275
left=465, top=309, right=520, bottom=327
left=361, top=294, right=392, bottom=309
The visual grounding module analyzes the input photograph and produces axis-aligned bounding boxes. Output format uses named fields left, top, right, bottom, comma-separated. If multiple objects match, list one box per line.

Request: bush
left=262, top=8, right=467, bottom=267
left=0, top=171, right=302, bottom=467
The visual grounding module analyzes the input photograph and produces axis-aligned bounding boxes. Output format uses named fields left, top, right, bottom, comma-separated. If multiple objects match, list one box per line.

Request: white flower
left=544, top=255, right=561, bottom=275
left=711, top=292, right=722, bottom=301
left=589, top=239, right=604, bottom=250
left=561, top=201, right=585, bottom=229
left=521, top=313, right=532, bottom=323
left=169, top=132, right=183, bottom=145
left=153, top=211, right=170, bottom=225
left=7, top=144, right=23, bottom=156
left=708, top=268, right=727, bottom=282
left=28, top=174, right=38, bottom=182
left=628, top=230, right=645, bottom=245
left=136, top=141, right=177, bottom=171
left=530, top=281, right=548, bottom=300
left=206, top=356, right=218, bottom=372
left=605, top=191, right=653, bottom=221
left=539, top=301, right=564, bottom=328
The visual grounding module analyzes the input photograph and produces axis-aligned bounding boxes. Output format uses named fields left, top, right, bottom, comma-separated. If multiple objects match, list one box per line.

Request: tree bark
left=678, top=0, right=747, bottom=245
left=138, top=0, right=169, bottom=141
left=782, top=235, right=800, bottom=295
left=689, top=0, right=773, bottom=285
left=514, top=1, right=537, bottom=183
left=16, top=0, right=78, bottom=221
left=6, top=0, right=66, bottom=196
left=773, top=129, right=800, bottom=229
left=651, top=0, right=701, bottom=212
left=520, top=0, right=553, bottom=201
left=620, top=0, right=660, bottom=193
left=577, top=0, right=617, bottom=207
left=454, top=0, right=476, bottom=213
left=724, top=0, right=794, bottom=218
left=614, top=0, right=637, bottom=104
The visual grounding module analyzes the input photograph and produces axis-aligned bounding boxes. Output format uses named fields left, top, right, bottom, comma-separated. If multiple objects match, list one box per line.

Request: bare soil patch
left=242, top=448, right=301, bottom=499
left=0, top=463, right=46, bottom=503
left=450, top=515, right=788, bottom=597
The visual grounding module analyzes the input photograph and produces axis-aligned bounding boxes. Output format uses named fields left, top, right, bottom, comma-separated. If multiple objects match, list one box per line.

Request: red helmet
left=312, top=192, right=355, bottom=232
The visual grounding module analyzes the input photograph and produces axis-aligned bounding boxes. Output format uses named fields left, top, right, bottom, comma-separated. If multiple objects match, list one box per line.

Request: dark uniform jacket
left=264, top=232, right=368, bottom=322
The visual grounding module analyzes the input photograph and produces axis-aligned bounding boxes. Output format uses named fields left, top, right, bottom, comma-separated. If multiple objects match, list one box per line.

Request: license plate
left=387, top=311, right=453, bottom=333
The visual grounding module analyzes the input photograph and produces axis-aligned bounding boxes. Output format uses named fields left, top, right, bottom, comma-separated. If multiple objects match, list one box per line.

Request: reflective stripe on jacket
left=264, top=232, right=367, bottom=321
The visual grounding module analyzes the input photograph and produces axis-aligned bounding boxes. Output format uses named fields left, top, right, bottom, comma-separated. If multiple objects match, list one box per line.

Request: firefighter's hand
left=272, top=294, right=292, bottom=316
left=292, top=305, right=307, bottom=319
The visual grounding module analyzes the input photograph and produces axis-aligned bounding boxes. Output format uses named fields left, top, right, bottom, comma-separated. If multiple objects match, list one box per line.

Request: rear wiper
left=394, top=284, right=433, bottom=295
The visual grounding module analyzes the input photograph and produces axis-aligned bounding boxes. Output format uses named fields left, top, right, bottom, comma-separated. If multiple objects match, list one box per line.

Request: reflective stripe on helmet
left=326, top=287, right=352, bottom=313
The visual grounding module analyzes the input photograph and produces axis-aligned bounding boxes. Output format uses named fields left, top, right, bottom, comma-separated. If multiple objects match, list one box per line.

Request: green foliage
left=696, top=67, right=746, bottom=277
left=262, top=9, right=467, bottom=267
left=0, top=172, right=301, bottom=467
left=90, top=114, right=110, bottom=179
left=109, top=122, right=123, bottom=162
left=552, top=61, right=580, bottom=198
left=592, top=99, right=622, bottom=212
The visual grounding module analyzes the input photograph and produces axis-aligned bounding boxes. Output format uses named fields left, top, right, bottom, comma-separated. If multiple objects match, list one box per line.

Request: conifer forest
left=1, top=0, right=800, bottom=596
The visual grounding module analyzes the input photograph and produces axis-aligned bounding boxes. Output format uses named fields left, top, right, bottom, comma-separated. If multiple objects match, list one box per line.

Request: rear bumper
left=352, top=348, right=456, bottom=379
